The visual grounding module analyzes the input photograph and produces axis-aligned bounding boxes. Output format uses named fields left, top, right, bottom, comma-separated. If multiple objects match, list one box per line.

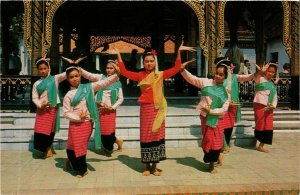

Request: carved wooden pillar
left=31, top=1, right=44, bottom=76
left=290, top=2, right=299, bottom=76
left=290, top=1, right=299, bottom=110
left=205, top=1, right=218, bottom=76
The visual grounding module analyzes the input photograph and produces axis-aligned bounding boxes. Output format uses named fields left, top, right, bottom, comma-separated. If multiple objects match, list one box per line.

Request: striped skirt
left=34, top=107, right=57, bottom=135
left=140, top=103, right=166, bottom=163
left=200, top=115, right=224, bottom=153
left=222, top=105, right=237, bottom=129
left=99, top=108, right=116, bottom=135
left=67, top=121, right=93, bottom=158
left=254, top=103, right=273, bottom=144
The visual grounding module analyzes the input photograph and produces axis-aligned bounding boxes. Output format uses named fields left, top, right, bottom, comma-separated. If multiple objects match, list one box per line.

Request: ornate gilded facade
left=23, top=1, right=298, bottom=76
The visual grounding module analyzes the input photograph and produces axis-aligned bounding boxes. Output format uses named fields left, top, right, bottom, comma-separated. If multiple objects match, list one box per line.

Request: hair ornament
left=36, top=55, right=50, bottom=66
left=108, top=59, right=119, bottom=66
left=224, top=63, right=235, bottom=73
left=215, top=57, right=230, bottom=66
left=65, top=66, right=79, bottom=71
left=147, top=49, right=157, bottom=55
left=269, top=62, right=279, bottom=67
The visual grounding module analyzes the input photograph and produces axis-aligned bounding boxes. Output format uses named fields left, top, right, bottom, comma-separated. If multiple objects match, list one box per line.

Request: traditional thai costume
left=118, top=59, right=180, bottom=163
left=181, top=69, right=229, bottom=163
left=63, top=74, right=117, bottom=175
left=253, top=75, right=277, bottom=145
left=80, top=68, right=124, bottom=153
left=32, top=72, right=66, bottom=153
left=222, top=73, right=254, bottom=146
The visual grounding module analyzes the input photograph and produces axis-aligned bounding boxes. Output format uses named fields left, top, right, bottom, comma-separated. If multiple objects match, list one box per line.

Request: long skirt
left=254, top=103, right=273, bottom=144
left=67, top=121, right=93, bottom=175
left=222, top=105, right=237, bottom=146
left=99, top=109, right=117, bottom=151
left=140, top=103, right=166, bottom=163
left=67, top=121, right=93, bottom=157
left=34, top=107, right=57, bottom=153
left=200, top=115, right=224, bottom=163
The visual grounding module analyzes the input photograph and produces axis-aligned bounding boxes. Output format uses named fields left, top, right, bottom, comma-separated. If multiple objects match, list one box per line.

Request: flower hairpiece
left=224, top=64, right=235, bottom=73
left=147, top=49, right=157, bottom=55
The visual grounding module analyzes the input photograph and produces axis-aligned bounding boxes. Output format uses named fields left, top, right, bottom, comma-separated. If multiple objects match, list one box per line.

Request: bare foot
left=210, top=168, right=218, bottom=174
left=116, top=139, right=123, bottom=151
left=76, top=171, right=88, bottom=178
left=257, top=146, right=269, bottom=153
left=142, top=170, right=150, bottom=176
left=217, top=153, right=224, bottom=166
left=45, top=147, right=53, bottom=158
left=142, top=164, right=151, bottom=176
left=152, top=169, right=161, bottom=176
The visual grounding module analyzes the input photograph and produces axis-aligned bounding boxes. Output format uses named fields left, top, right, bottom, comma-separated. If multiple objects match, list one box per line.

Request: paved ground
left=1, top=132, right=300, bottom=195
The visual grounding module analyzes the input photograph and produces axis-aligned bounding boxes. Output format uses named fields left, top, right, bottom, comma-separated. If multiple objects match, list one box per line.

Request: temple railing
left=0, top=75, right=292, bottom=110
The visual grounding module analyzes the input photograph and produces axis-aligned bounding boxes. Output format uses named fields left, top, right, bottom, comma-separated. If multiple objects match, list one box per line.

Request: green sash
left=224, top=74, right=241, bottom=122
left=71, top=83, right=101, bottom=149
left=36, top=76, right=60, bottom=132
left=96, top=75, right=122, bottom=105
left=201, top=85, right=228, bottom=128
left=255, top=81, right=277, bottom=104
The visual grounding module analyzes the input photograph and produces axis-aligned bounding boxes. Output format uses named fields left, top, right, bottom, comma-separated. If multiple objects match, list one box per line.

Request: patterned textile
left=67, top=121, right=93, bottom=157
left=200, top=115, right=224, bottom=153
left=222, top=105, right=237, bottom=129
left=99, top=109, right=116, bottom=135
left=140, top=103, right=166, bottom=163
left=254, top=103, right=274, bottom=130
left=34, top=107, right=57, bottom=135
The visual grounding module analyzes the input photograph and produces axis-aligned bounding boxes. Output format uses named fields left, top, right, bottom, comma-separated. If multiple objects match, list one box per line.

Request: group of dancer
left=32, top=42, right=278, bottom=177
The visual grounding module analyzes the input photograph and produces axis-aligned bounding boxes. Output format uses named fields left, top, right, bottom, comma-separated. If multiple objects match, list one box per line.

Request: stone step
left=2, top=110, right=300, bottom=126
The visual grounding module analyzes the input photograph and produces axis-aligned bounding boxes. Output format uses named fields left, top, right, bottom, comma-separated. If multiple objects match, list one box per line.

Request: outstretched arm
left=105, top=48, right=142, bottom=81
left=79, top=67, right=101, bottom=82
left=163, top=42, right=197, bottom=79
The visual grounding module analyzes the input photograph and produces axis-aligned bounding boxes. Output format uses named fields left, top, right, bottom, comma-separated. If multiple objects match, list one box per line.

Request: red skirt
left=99, top=108, right=116, bottom=135
left=34, top=107, right=57, bottom=136
left=222, top=105, right=237, bottom=129
left=200, top=115, right=224, bottom=153
left=254, top=103, right=274, bottom=131
left=140, top=104, right=165, bottom=143
left=67, top=121, right=93, bottom=157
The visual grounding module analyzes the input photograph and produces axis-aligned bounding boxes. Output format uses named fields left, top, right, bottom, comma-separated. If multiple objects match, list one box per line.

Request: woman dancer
left=105, top=43, right=196, bottom=176
left=63, top=66, right=118, bottom=177
left=180, top=58, right=229, bottom=174
left=32, top=56, right=67, bottom=158
left=253, top=62, right=278, bottom=153
left=79, top=60, right=124, bottom=156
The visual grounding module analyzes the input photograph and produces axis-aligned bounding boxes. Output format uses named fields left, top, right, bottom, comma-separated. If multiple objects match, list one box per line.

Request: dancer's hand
left=80, top=110, right=88, bottom=121
left=41, top=102, right=50, bottom=110
left=202, top=105, right=210, bottom=113
left=265, top=104, right=275, bottom=112
left=178, top=41, right=197, bottom=52
left=180, top=58, right=196, bottom=72
left=256, top=63, right=269, bottom=74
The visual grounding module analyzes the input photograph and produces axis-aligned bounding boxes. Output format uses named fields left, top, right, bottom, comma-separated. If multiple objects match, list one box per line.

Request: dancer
left=180, top=58, right=230, bottom=174
left=253, top=62, right=278, bottom=153
left=32, top=56, right=66, bottom=158
left=105, top=43, right=196, bottom=176
left=216, top=57, right=255, bottom=165
left=79, top=60, right=124, bottom=157
left=63, top=65, right=119, bottom=177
